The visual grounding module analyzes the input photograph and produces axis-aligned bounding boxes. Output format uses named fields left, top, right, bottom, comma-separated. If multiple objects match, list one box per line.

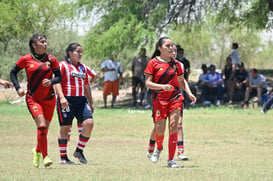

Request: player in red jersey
left=144, top=37, right=196, bottom=168
left=146, top=45, right=196, bottom=161
left=67, top=63, right=97, bottom=141
left=10, top=33, right=62, bottom=168
left=55, top=42, right=94, bottom=164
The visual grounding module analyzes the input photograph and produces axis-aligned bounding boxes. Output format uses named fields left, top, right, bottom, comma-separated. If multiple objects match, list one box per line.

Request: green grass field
left=0, top=102, right=273, bottom=181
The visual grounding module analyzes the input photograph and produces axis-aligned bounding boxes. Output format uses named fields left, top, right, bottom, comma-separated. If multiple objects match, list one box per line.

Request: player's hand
left=42, top=79, right=51, bottom=87
left=17, top=88, right=26, bottom=97
left=188, top=93, right=197, bottom=104
left=163, top=84, right=173, bottom=91
left=60, top=97, right=69, bottom=109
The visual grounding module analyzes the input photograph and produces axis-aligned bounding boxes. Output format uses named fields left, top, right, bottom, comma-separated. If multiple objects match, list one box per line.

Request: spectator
left=222, top=57, right=233, bottom=103
left=101, top=52, right=123, bottom=108
left=176, top=48, right=190, bottom=82
left=202, top=64, right=224, bottom=106
left=131, top=48, right=150, bottom=107
left=229, top=62, right=249, bottom=103
left=0, top=79, right=13, bottom=88
left=198, top=64, right=208, bottom=89
left=229, top=42, right=241, bottom=79
left=243, top=68, right=267, bottom=107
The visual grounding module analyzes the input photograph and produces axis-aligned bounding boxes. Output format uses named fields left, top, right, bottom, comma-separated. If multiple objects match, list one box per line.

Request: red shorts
left=152, top=96, right=183, bottom=123
left=103, top=79, right=119, bottom=96
left=26, top=94, right=56, bottom=121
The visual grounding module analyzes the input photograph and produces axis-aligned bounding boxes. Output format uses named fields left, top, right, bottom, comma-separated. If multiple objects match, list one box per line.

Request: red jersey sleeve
left=144, top=58, right=155, bottom=76
left=48, top=55, right=59, bottom=70
left=16, top=55, right=28, bottom=69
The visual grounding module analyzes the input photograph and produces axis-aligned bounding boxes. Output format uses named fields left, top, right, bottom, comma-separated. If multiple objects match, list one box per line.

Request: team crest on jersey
left=159, top=68, right=163, bottom=71
left=33, top=106, right=38, bottom=112
left=79, top=65, right=85, bottom=72
left=45, top=61, right=51, bottom=68
left=156, top=110, right=160, bottom=116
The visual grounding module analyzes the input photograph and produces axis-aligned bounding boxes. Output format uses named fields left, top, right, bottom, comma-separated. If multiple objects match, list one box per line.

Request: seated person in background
left=198, top=64, right=208, bottom=89
left=202, top=64, right=224, bottom=106
left=229, top=62, right=248, bottom=103
left=222, top=57, right=233, bottom=103
left=243, top=68, right=267, bottom=107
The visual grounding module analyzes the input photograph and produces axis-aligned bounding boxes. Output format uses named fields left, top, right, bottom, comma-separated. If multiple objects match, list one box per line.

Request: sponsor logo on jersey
left=71, top=71, right=86, bottom=79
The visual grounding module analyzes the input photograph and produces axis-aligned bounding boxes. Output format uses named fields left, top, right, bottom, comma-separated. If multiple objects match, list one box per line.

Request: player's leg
left=177, top=113, right=189, bottom=161
left=57, top=97, right=74, bottom=164
left=74, top=99, right=94, bottom=164
left=147, top=126, right=156, bottom=158
left=167, top=109, right=180, bottom=168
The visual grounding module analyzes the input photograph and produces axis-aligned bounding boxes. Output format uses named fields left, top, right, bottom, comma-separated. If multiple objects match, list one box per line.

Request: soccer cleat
left=178, top=153, right=189, bottom=161
left=32, top=148, right=41, bottom=168
left=147, top=152, right=153, bottom=159
left=261, top=108, right=267, bottom=114
left=73, top=151, right=87, bottom=164
left=167, top=159, right=180, bottom=168
left=43, top=155, right=53, bottom=167
left=60, top=157, right=74, bottom=165
left=150, top=148, right=162, bottom=163
left=203, top=100, right=211, bottom=106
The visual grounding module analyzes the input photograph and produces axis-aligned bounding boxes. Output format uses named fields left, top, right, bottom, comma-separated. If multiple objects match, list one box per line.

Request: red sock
left=58, top=139, right=68, bottom=159
left=177, top=141, right=184, bottom=155
left=148, top=139, right=156, bottom=153
left=76, top=134, right=89, bottom=152
left=77, top=125, right=83, bottom=135
left=168, top=133, right=177, bottom=160
left=155, top=133, right=164, bottom=151
left=37, top=127, right=48, bottom=159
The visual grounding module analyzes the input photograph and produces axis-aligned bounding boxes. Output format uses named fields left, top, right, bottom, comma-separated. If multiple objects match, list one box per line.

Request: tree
left=78, top=0, right=273, bottom=61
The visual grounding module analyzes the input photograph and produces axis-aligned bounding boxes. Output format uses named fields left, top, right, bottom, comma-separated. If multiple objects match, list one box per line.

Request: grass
left=0, top=102, right=273, bottom=181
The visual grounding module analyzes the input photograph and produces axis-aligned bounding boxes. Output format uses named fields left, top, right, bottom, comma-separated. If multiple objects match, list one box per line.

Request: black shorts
left=132, top=76, right=145, bottom=89
left=250, top=88, right=267, bottom=97
left=57, top=96, right=93, bottom=126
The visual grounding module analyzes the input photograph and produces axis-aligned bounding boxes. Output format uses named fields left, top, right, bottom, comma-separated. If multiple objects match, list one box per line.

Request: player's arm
left=179, top=75, right=196, bottom=103
left=145, top=74, right=173, bottom=91
left=10, top=64, right=25, bottom=97
left=84, top=84, right=94, bottom=113
left=54, top=83, right=68, bottom=109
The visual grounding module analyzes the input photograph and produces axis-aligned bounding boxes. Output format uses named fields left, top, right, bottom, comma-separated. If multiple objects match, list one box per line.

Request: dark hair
left=151, top=37, right=170, bottom=59
left=65, top=42, right=81, bottom=58
left=139, top=48, right=146, bottom=55
left=201, top=64, right=207, bottom=69
left=232, top=42, right=239, bottom=49
left=29, top=33, right=47, bottom=54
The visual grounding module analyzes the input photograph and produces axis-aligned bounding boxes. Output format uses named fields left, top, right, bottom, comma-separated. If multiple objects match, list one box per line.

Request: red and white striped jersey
left=59, top=59, right=89, bottom=96
left=82, top=63, right=97, bottom=79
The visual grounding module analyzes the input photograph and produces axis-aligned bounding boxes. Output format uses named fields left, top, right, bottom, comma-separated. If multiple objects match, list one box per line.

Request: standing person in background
left=0, top=79, right=13, bottom=88
left=67, top=63, right=97, bottom=141
left=131, top=48, right=150, bottom=107
left=10, top=33, right=62, bottom=168
left=176, top=48, right=190, bottom=82
left=145, top=37, right=195, bottom=168
left=55, top=43, right=94, bottom=164
left=101, top=52, right=123, bottom=108
left=229, top=42, right=241, bottom=79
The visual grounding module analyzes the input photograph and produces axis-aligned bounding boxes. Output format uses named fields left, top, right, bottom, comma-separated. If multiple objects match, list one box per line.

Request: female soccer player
left=144, top=37, right=195, bottom=168
left=55, top=43, right=94, bottom=164
left=146, top=44, right=196, bottom=162
left=10, top=33, right=62, bottom=168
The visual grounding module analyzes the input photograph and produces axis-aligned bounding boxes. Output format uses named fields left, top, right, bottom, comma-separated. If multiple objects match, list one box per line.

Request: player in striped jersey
left=55, top=43, right=94, bottom=164
left=67, top=63, right=97, bottom=141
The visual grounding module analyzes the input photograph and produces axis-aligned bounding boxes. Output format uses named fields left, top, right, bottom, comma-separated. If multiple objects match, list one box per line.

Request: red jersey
left=144, top=57, right=184, bottom=101
left=83, top=63, right=97, bottom=78
left=16, top=54, right=59, bottom=100
left=59, top=59, right=89, bottom=97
